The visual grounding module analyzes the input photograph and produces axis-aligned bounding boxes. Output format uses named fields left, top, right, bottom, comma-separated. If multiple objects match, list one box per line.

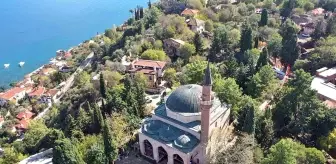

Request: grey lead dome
left=166, top=84, right=202, bottom=113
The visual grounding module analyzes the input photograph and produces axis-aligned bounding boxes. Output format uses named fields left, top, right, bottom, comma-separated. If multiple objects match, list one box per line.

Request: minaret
left=200, top=61, right=213, bottom=164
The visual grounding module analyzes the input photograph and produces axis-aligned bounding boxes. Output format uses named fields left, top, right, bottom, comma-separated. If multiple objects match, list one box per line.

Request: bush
left=140, top=49, right=167, bottom=61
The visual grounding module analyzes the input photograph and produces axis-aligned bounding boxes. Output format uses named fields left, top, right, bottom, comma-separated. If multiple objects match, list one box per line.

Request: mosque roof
left=141, top=119, right=199, bottom=153
left=166, top=84, right=202, bottom=113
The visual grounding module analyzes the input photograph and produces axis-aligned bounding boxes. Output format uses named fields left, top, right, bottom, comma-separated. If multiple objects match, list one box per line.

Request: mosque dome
left=174, top=134, right=195, bottom=149
left=166, top=84, right=202, bottom=113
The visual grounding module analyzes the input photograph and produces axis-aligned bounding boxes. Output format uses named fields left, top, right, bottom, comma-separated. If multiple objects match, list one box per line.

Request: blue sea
left=0, top=0, right=151, bottom=88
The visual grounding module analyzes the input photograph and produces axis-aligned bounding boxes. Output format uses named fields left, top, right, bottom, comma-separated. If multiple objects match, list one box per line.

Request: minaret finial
left=203, top=61, right=212, bottom=86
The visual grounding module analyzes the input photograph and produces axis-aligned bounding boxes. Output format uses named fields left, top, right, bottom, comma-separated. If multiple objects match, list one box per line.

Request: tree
left=141, top=49, right=167, bottom=61
left=75, top=71, right=91, bottom=88
left=92, top=103, right=104, bottom=132
left=255, top=108, right=274, bottom=149
left=194, top=33, right=204, bottom=53
left=38, top=129, right=65, bottom=150
left=213, top=77, right=243, bottom=111
left=180, top=43, right=196, bottom=61
left=237, top=101, right=256, bottom=134
left=53, top=138, right=84, bottom=164
left=85, top=144, right=106, bottom=164
left=205, top=20, right=214, bottom=32
left=102, top=71, right=122, bottom=88
left=182, top=60, right=218, bottom=84
left=0, top=147, right=27, bottom=164
left=134, top=82, right=146, bottom=117
left=311, top=19, right=327, bottom=40
left=163, top=68, right=177, bottom=87
left=304, top=2, right=314, bottom=11
left=187, top=0, right=204, bottom=10
left=102, top=119, right=118, bottom=164
left=209, top=26, right=231, bottom=62
left=256, top=48, right=269, bottom=72
left=240, top=22, right=253, bottom=53
left=262, top=138, right=326, bottom=164
left=280, top=19, right=300, bottom=67
left=143, top=6, right=162, bottom=28
left=259, top=9, right=268, bottom=26
left=267, top=33, right=282, bottom=62
left=262, top=139, right=298, bottom=164
left=280, top=0, right=296, bottom=18
left=23, top=120, right=50, bottom=154
left=319, top=128, right=336, bottom=152
left=148, top=0, right=152, bottom=9
left=326, top=16, right=336, bottom=36
left=100, top=73, right=107, bottom=99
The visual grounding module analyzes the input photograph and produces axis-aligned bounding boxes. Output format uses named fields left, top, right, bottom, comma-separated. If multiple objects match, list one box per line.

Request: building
left=15, top=110, right=34, bottom=133
left=43, top=89, right=60, bottom=102
left=129, top=59, right=166, bottom=91
left=181, top=8, right=199, bottom=17
left=138, top=63, right=231, bottom=164
left=186, top=18, right=205, bottom=33
left=0, top=87, right=28, bottom=106
left=311, top=67, right=336, bottom=108
left=29, top=86, right=45, bottom=99
left=163, top=38, right=186, bottom=57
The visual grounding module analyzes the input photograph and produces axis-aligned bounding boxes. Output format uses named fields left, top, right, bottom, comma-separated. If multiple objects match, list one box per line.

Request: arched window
left=144, top=140, right=153, bottom=158
left=158, top=146, right=168, bottom=163
left=173, top=154, right=184, bottom=164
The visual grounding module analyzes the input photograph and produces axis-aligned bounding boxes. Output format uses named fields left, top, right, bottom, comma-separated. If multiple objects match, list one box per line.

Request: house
left=291, top=14, right=313, bottom=25
left=309, top=8, right=325, bottom=16
left=28, top=86, right=45, bottom=99
left=56, top=50, right=72, bottom=60
left=311, top=67, right=336, bottom=108
left=186, top=18, right=205, bottom=33
left=0, top=87, right=28, bottom=106
left=39, top=67, right=57, bottom=76
left=163, top=38, right=186, bottom=57
left=138, top=63, right=231, bottom=164
left=16, top=110, right=34, bottom=120
left=15, top=119, right=29, bottom=131
left=181, top=8, right=199, bottom=17
left=129, top=59, right=167, bottom=91
left=42, top=89, right=60, bottom=102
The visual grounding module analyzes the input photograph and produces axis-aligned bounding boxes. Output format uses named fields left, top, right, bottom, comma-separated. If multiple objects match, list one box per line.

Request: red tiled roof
left=15, top=119, right=29, bottom=130
left=29, top=86, right=45, bottom=97
left=64, top=52, right=72, bottom=58
left=324, top=100, right=336, bottom=108
left=311, top=8, right=325, bottom=15
left=0, top=87, right=26, bottom=100
left=133, top=60, right=166, bottom=69
left=16, top=110, right=34, bottom=120
left=44, top=89, right=59, bottom=97
left=181, top=8, right=199, bottom=16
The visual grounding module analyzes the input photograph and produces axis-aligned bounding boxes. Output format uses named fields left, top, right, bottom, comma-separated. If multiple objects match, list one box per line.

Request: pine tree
left=92, top=103, right=104, bottom=133
left=256, top=48, right=269, bottom=71
left=240, top=23, right=253, bottom=53
left=140, top=7, right=144, bottom=19
left=103, top=119, right=118, bottom=164
left=134, top=83, right=146, bottom=117
left=194, top=33, right=204, bottom=53
left=100, top=73, right=107, bottom=99
left=237, top=102, right=256, bottom=135
left=53, top=139, right=84, bottom=164
left=260, top=9, right=268, bottom=26
left=134, top=8, right=138, bottom=20
left=280, top=19, right=300, bottom=67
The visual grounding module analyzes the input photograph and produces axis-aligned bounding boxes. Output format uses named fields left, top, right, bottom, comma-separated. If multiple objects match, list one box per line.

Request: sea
left=0, top=0, right=152, bottom=88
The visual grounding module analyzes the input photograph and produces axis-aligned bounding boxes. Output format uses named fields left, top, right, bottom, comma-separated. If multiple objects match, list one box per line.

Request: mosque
left=138, top=62, right=231, bottom=164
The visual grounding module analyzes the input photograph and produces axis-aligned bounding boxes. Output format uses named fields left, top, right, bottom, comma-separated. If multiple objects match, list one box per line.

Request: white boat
left=4, top=64, right=10, bottom=68
left=19, top=62, right=25, bottom=67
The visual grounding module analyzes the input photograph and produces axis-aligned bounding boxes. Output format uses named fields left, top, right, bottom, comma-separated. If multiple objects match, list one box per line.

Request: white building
left=0, top=87, right=29, bottom=106
left=138, top=63, right=231, bottom=164
left=311, top=67, right=336, bottom=108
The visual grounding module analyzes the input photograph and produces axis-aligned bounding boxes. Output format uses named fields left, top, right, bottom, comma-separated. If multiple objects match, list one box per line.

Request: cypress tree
left=134, top=8, right=138, bottom=20
left=254, top=37, right=259, bottom=49
left=194, top=33, right=204, bottom=53
left=260, top=9, right=268, bottom=26
left=240, top=23, right=253, bottom=53
left=92, top=103, right=104, bottom=133
left=103, top=119, right=118, bottom=164
left=140, top=7, right=144, bottom=19
left=237, top=102, right=256, bottom=135
left=134, top=83, right=146, bottom=117
left=100, top=73, right=107, bottom=99
left=256, top=48, right=269, bottom=71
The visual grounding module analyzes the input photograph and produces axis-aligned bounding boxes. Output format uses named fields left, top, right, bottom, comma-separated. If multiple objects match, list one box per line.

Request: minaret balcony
left=200, top=100, right=213, bottom=106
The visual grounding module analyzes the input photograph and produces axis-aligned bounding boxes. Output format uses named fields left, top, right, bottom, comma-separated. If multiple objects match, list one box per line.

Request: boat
left=4, top=64, right=10, bottom=69
left=18, top=62, right=25, bottom=67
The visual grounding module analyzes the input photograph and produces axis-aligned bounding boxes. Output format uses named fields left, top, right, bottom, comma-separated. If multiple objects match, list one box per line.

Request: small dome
left=174, top=134, right=194, bottom=149
left=166, top=84, right=202, bottom=113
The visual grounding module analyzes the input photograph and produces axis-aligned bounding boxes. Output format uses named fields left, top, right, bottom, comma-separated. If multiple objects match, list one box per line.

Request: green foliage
left=311, top=19, right=327, bottom=40
left=23, top=120, right=50, bottom=154
left=100, top=72, right=107, bottom=99
left=247, top=65, right=277, bottom=99
left=103, top=119, right=118, bottom=163
left=237, top=101, right=256, bottom=134
left=85, top=144, right=106, bottom=164
left=255, top=108, right=274, bottom=149
left=303, top=2, right=314, bottom=11
left=187, top=0, right=203, bottom=10
left=77, top=135, right=102, bottom=161
left=267, top=33, right=282, bottom=60
left=180, top=43, right=196, bottom=61
left=194, top=33, right=204, bottom=53
left=52, top=138, right=84, bottom=164
left=280, top=19, right=300, bottom=66
left=182, top=60, right=218, bottom=84
left=102, top=70, right=122, bottom=88
left=259, top=9, right=268, bottom=26
left=319, top=128, right=336, bottom=151
left=163, top=68, right=178, bottom=87
left=75, top=71, right=91, bottom=88
left=143, top=6, right=162, bottom=29
left=205, top=20, right=214, bottom=32
left=0, top=147, right=27, bottom=164
left=214, top=77, right=243, bottom=111
left=262, top=138, right=325, bottom=164
left=327, top=16, right=336, bottom=36
left=38, top=129, right=65, bottom=150
left=240, top=23, right=253, bottom=53
left=141, top=49, right=167, bottom=61
left=256, top=48, right=269, bottom=71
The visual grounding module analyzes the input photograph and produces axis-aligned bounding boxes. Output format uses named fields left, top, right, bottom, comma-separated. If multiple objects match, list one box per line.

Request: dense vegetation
left=1, top=0, right=336, bottom=163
